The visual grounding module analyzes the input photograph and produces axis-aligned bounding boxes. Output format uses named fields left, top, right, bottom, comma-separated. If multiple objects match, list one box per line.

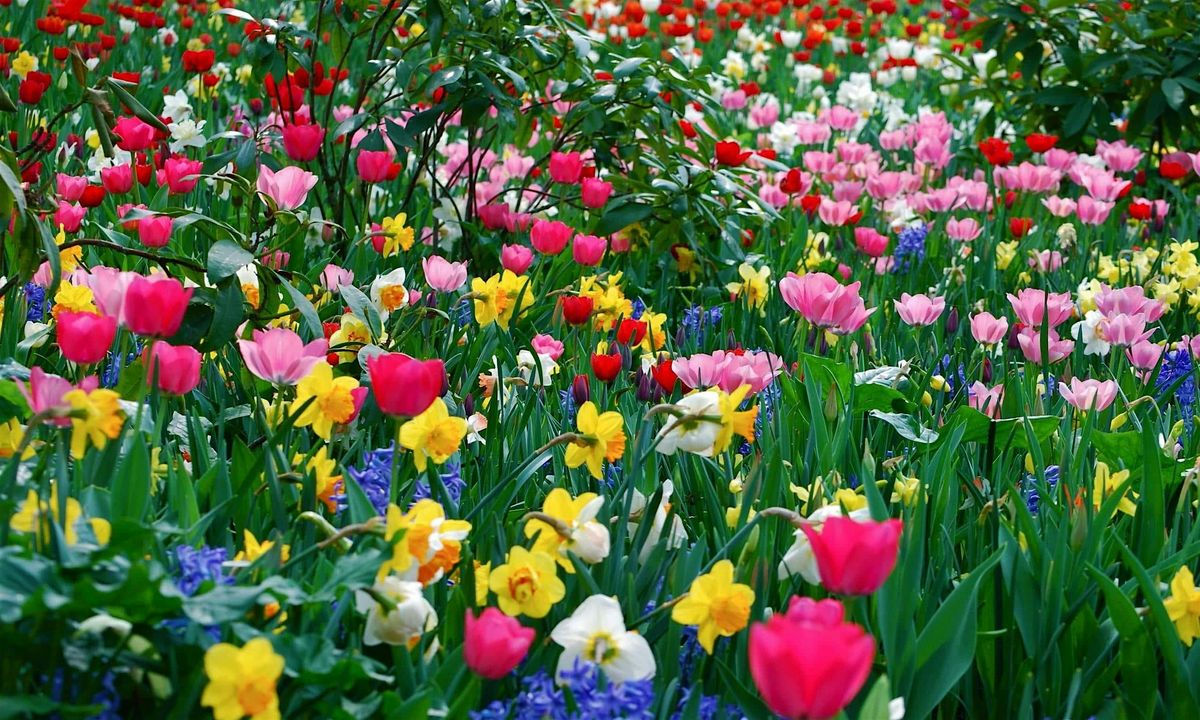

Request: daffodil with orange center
left=565, top=402, right=626, bottom=480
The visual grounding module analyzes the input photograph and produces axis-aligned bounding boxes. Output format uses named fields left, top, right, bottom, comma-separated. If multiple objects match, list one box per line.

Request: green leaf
left=613, top=56, right=648, bottom=79
left=869, top=410, right=938, bottom=444
left=858, top=675, right=893, bottom=720
left=1162, top=78, right=1186, bottom=110
left=0, top=148, right=26, bottom=216
left=274, top=271, right=323, bottom=340
left=339, top=283, right=383, bottom=340
left=907, top=549, right=1003, bottom=720
left=0, top=380, right=30, bottom=423
left=593, top=200, right=654, bottom=236
left=112, top=436, right=152, bottom=524
left=207, top=239, right=253, bottom=282
left=1088, top=566, right=1156, bottom=714
left=107, top=79, right=170, bottom=132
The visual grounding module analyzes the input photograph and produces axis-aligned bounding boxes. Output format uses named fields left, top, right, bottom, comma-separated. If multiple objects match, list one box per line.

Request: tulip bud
left=571, top=374, right=590, bottom=405
left=636, top=370, right=655, bottom=403
left=982, top=357, right=993, bottom=383
left=944, top=307, right=959, bottom=334
left=616, top=341, right=633, bottom=371
left=463, top=393, right=475, bottom=417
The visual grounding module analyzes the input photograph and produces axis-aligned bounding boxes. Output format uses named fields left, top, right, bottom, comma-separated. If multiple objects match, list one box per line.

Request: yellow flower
left=52, top=283, right=97, bottom=319
left=234, top=530, right=290, bottom=564
left=0, top=419, right=32, bottom=459
left=488, top=546, right=565, bottom=618
left=201, top=637, right=284, bottom=720
left=565, top=402, right=626, bottom=480
left=1093, top=461, right=1137, bottom=517
left=398, top=398, right=467, bottom=471
left=524, top=488, right=607, bottom=572
left=835, top=487, right=867, bottom=511
left=292, top=364, right=363, bottom=440
left=10, top=487, right=110, bottom=545
left=579, top=274, right=632, bottom=331
left=725, top=262, right=771, bottom=310
left=712, top=385, right=757, bottom=456
left=294, top=447, right=342, bottom=512
left=474, top=561, right=491, bottom=606
left=636, top=308, right=668, bottom=352
left=472, top=271, right=533, bottom=330
left=328, top=314, right=372, bottom=363
left=995, top=240, right=1018, bottom=270
left=379, top=500, right=471, bottom=585
left=64, top=388, right=124, bottom=459
left=377, top=213, right=415, bottom=256
left=891, top=476, right=922, bottom=506
left=1164, top=566, right=1200, bottom=647
left=12, top=51, right=37, bottom=80
left=671, top=560, right=755, bottom=653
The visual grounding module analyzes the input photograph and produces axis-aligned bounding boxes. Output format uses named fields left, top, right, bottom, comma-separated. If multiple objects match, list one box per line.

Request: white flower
left=551, top=595, right=655, bottom=684
left=1071, top=310, right=1110, bottom=356
left=654, top=391, right=721, bottom=457
left=779, top=30, right=802, bottom=49
left=517, top=349, right=559, bottom=387
left=466, top=412, right=488, bottom=444
left=369, top=268, right=408, bottom=319
left=23, top=321, right=50, bottom=348
left=168, top=118, right=207, bottom=153
left=628, top=480, right=687, bottom=562
left=355, top=576, right=437, bottom=647
left=235, top=263, right=260, bottom=292
left=162, top=90, right=192, bottom=121
left=778, top=505, right=871, bottom=582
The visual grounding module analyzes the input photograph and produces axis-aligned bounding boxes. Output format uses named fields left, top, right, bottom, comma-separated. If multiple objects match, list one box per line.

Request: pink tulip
left=146, top=342, right=202, bottom=395
left=969, top=312, right=1009, bottom=346
left=1102, top=313, right=1152, bottom=347
left=123, top=275, right=193, bottom=338
left=464, top=608, right=535, bottom=680
left=1096, top=139, right=1143, bottom=173
left=100, top=164, right=134, bottom=195
left=672, top=349, right=783, bottom=394
left=1016, top=328, right=1074, bottom=364
left=1007, top=288, right=1073, bottom=329
left=113, top=116, right=157, bottom=151
left=1076, top=195, right=1114, bottom=225
left=801, top=516, right=903, bottom=595
left=778, top=272, right=874, bottom=335
left=477, top=203, right=511, bottom=231
left=367, top=353, right=444, bottom=417
left=1059, top=377, right=1117, bottom=412
left=501, top=244, right=534, bottom=274
left=530, top=219, right=574, bottom=255
left=57, top=311, right=116, bottom=365
left=531, top=334, right=564, bottom=361
left=54, top=201, right=86, bottom=233
left=968, top=381, right=1005, bottom=418
left=853, top=227, right=888, bottom=257
left=548, top=151, right=583, bottom=184
left=281, top=122, right=325, bottom=162
left=1095, top=286, right=1164, bottom=322
left=356, top=150, right=394, bottom=183
left=945, top=217, right=982, bottom=242
left=422, top=256, right=468, bottom=292
left=817, top=198, right=858, bottom=226
left=18, top=368, right=88, bottom=427
left=320, top=264, right=354, bottom=292
left=56, top=173, right=88, bottom=202
left=137, top=216, right=173, bottom=248
left=238, top=328, right=329, bottom=385
left=82, top=267, right=137, bottom=322
left=1127, top=340, right=1164, bottom=375
left=1041, top=196, right=1077, bottom=218
left=258, top=165, right=319, bottom=211
left=580, top=177, right=613, bottom=209
left=894, top=293, right=945, bottom=327
left=572, top=234, right=606, bottom=266
left=749, top=597, right=875, bottom=720
left=160, top=156, right=203, bottom=194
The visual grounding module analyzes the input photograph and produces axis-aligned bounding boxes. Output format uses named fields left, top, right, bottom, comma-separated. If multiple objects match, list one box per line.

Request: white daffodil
left=778, top=505, right=872, bottom=582
left=550, top=595, right=655, bottom=684
left=517, top=349, right=559, bottom=387
left=1071, top=310, right=1110, bottom=356
left=355, top=576, right=437, bottom=647
left=628, top=480, right=688, bottom=563
left=654, top=391, right=721, bottom=456
left=168, top=119, right=207, bottom=153
left=369, top=268, right=408, bottom=320
left=162, top=89, right=192, bottom=121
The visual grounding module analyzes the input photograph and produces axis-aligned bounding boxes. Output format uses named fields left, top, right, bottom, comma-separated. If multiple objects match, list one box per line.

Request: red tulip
left=57, top=311, right=116, bottom=365
left=366, top=352, right=444, bottom=417
left=749, top=596, right=875, bottom=720
left=800, top=516, right=903, bottom=595
left=591, top=352, right=622, bottom=384
left=978, top=137, right=1013, bottom=166
left=464, top=608, right=535, bottom=680
left=281, top=122, right=325, bottom=162
left=714, top=140, right=752, bottom=167
left=561, top=296, right=594, bottom=326
left=616, top=318, right=648, bottom=346
left=146, top=342, right=202, bottom=395
left=123, top=276, right=193, bottom=338
left=1024, top=133, right=1057, bottom=153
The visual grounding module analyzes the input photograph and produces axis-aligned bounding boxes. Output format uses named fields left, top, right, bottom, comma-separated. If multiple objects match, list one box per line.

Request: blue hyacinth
left=413, top=458, right=466, bottom=504
left=1155, top=348, right=1196, bottom=433
left=893, top=222, right=928, bottom=273
left=1024, top=465, right=1060, bottom=517
left=24, top=282, right=46, bottom=322
left=470, top=661, right=655, bottom=720
left=337, top=445, right=395, bottom=516
left=631, top=297, right=646, bottom=320
left=174, top=545, right=233, bottom=596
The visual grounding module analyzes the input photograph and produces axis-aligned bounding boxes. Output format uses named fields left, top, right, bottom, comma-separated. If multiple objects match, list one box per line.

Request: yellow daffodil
left=292, top=364, right=364, bottom=440
left=1093, top=461, right=1137, bottom=517
left=10, top=487, right=110, bottom=545
left=379, top=500, right=471, bottom=585
left=377, top=213, right=415, bottom=256
left=234, top=529, right=290, bottom=564
left=995, top=240, right=1018, bottom=270
left=12, top=51, right=37, bottom=79
left=488, top=545, right=565, bottom=619
left=328, top=314, right=373, bottom=363
left=52, top=283, right=97, bottom=319
left=474, top=561, right=491, bottom=606
left=671, top=560, right=755, bottom=653
left=471, top=270, right=533, bottom=330
left=565, top=402, right=626, bottom=480
left=295, top=447, right=342, bottom=512
left=398, top=398, right=467, bottom=471
left=63, top=387, right=124, bottom=459
left=725, top=262, right=771, bottom=310
left=712, top=385, right=757, bottom=456
left=0, top=419, right=32, bottom=459
left=201, top=637, right=284, bottom=720
left=579, top=273, right=632, bottom=331
left=524, top=488, right=609, bottom=571
left=1164, top=566, right=1200, bottom=646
